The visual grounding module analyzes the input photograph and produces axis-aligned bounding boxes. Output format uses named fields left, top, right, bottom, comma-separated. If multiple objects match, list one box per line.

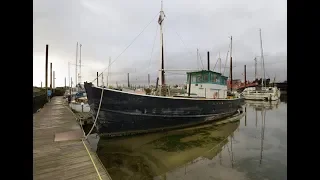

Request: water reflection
left=95, top=115, right=242, bottom=179
left=92, top=98, right=286, bottom=180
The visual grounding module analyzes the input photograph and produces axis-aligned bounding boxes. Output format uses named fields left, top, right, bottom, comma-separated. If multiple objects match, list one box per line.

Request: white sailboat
left=68, top=43, right=91, bottom=113
left=241, top=29, right=281, bottom=101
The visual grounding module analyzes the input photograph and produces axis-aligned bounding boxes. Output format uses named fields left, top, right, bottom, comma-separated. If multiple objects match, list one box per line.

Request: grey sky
left=33, top=0, right=287, bottom=87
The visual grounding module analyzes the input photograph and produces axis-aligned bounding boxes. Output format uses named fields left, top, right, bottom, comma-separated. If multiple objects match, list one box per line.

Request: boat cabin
left=186, top=70, right=228, bottom=98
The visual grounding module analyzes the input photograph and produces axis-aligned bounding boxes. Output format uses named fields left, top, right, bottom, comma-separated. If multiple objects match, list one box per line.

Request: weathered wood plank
left=33, top=96, right=111, bottom=180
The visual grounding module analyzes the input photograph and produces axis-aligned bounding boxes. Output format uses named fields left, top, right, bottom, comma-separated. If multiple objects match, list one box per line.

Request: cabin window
left=192, top=75, right=197, bottom=83
left=203, top=74, right=209, bottom=82
left=216, top=77, right=220, bottom=83
left=212, top=74, right=217, bottom=82
left=196, top=75, right=202, bottom=82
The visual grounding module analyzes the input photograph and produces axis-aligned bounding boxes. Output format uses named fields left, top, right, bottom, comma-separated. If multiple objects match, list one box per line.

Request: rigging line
left=212, top=57, right=219, bottom=71
left=199, top=52, right=204, bottom=70
left=90, top=12, right=160, bottom=83
left=222, top=43, right=231, bottom=76
left=164, top=17, right=194, bottom=58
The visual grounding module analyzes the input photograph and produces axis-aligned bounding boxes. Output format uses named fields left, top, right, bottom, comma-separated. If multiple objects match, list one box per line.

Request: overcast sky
left=33, top=0, right=287, bottom=87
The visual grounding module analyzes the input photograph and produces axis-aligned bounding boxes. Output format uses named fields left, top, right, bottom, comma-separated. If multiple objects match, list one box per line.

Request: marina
left=33, top=0, right=286, bottom=179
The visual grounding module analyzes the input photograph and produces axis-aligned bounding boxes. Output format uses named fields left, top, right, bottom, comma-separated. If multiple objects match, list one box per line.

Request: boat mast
left=75, top=42, right=78, bottom=89
left=79, top=44, right=82, bottom=88
left=158, top=0, right=165, bottom=89
left=254, top=57, right=257, bottom=80
left=230, top=36, right=233, bottom=92
left=259, top=29, right=266, bottom=87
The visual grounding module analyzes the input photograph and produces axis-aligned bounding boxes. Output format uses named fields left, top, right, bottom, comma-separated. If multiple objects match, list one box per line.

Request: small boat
left=241, top=29, right=281, bottom=101
left=242, top=86, right=281, bottom=101
left=69, top=96, right=91, bottom=113
left=84, top=1, right=244, bottom=136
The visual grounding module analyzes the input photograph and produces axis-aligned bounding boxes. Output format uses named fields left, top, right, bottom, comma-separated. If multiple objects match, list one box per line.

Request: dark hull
left=84, top=82, right=245, bottom=136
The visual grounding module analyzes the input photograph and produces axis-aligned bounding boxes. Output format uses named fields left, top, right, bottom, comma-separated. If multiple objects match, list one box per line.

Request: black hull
left=84, top=82, right=245, bottom=136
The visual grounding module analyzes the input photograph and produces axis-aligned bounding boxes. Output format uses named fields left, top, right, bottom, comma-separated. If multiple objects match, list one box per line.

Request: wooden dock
left=33, top=96, right=111, bottom=180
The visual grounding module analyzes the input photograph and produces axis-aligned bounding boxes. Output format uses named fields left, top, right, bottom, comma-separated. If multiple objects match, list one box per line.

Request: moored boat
left=84, top=1, right=244, bottom=136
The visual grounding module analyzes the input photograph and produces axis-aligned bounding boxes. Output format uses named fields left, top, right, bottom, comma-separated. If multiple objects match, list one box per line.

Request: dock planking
left=33, top=96, right=111, bottom=180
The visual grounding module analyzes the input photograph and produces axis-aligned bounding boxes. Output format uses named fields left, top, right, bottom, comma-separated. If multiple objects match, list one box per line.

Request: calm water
left=88, top=97, right=287, bottom=180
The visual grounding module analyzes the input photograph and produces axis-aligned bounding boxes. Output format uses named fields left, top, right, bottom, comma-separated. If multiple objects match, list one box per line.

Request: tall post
left=96, top=72, right=99, bottom=86
left=188, top=73, right=191, bottom=96
left=50, top=63, right=52, bottom=90
left=53, top=71, right=55, bottom=92
left=244, top=65, right=247, bottom=88
left=230, top=36, right=233, bottom=92
left=127, top=73, right=130, bottom=87
left=45, top=45, right=48, bottom=101
left=148, top=74, right=150, bottom=87
left=64, top=77, right=66, bottom=89
left=41, top=81, right=42, bottom=88
left=70, top=77, right=72, bottom=95
left=207, top=51, right=210, bottom=70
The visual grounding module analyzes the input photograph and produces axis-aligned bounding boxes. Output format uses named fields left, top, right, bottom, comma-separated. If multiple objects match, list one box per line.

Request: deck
left=33, top=96, right=111, bottom=180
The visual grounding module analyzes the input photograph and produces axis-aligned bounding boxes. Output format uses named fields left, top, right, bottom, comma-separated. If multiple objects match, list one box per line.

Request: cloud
left=33, top=0, right=287, bottom=87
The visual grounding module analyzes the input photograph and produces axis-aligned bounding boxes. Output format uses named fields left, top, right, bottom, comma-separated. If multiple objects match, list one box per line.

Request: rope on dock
left=85, top=87, right=105, bottom=139
left=82, top=139, right=103, bottom=180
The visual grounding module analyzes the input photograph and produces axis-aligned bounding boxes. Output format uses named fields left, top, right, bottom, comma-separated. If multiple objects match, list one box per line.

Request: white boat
left=241, top=29, right=281, bottom=101
left=69, top=97, right=91, bottom=113
left=242, top=86, right=281, bottom=101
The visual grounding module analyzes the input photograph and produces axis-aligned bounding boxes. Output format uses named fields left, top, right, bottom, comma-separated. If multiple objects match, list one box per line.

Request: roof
left=186, top=70, right=228, bottom=78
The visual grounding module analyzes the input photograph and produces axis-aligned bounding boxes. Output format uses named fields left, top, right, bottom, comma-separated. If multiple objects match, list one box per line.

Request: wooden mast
left=159, top=0, right=166, bottom=96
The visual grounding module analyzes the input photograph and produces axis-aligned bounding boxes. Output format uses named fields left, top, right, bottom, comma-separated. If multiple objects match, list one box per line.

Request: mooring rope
left=81, top=139, right=103, bottom=180
left=85, top=87, right=105, bottom=139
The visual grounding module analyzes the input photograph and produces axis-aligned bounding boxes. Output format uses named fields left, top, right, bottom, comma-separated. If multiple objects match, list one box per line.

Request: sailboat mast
left=259, top=29, right=266, bottom=87
left=79, top=44, right=82, bottom=86
left=230, top=36, right=233, bottom=92
left=159, top=0, right=165, bottom=87
left=254, top=57, right=257, bottom=80
left=75, top=42, right=78, bottom=88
